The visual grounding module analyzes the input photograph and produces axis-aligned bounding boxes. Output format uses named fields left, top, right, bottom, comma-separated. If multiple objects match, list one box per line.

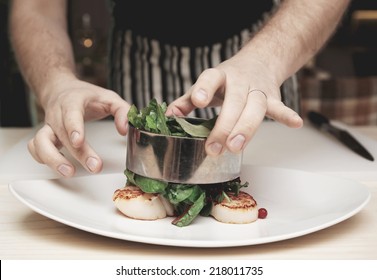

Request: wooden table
left=1, top=125, right=377, bottom=260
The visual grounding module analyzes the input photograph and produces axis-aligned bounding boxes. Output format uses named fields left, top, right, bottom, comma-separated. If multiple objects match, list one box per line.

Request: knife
left=307, top=111, right=374, bottom=161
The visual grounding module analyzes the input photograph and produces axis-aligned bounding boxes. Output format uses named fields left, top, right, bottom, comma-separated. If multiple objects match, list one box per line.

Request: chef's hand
left=167, top=56, right=303, bottom=156
left=28, top=78, right=130, bottom=177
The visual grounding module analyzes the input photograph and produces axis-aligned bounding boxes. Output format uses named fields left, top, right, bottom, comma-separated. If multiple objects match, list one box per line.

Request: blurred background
left=0, top=0, right=110, bottom=127
left=1, top=0, right=377, bottom=127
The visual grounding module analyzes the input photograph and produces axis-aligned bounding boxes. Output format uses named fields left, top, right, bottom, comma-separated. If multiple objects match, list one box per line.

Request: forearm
left=9, top=0, right=76, bottom=109
left=241, top=0, right=350, bottom=85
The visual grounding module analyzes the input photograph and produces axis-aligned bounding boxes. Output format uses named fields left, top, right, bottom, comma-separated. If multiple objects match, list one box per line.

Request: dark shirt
left=110, top=0, right=274, bottom=46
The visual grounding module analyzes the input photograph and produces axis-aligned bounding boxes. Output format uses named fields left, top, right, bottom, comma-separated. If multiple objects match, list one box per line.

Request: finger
left=50, top=109, right=103, bottom=174
left=205, top=85, right=248, bottom=156
left=90, top=90, right=130, bottom=135
left=166, top=68, right=226, bottom=116
left=62, top=107, right=85, bottom=149
left=29, top=125, right=76, bottom=177
left=166, top=91, right=196, bottom=116
left=110, top=98, right=131, bottom=136
left=189, top=68, right=226, bottom=108
left=58, top=92, right=128, bottom=173
left=55, top=116, right=103, bottom=174
left=28, top=138, right=43, bottom=163
left=225, top=90, right=267, bottom=153
left=60, top=138, right=103, bottom=174
left=266, top=99, right=303, bottom=128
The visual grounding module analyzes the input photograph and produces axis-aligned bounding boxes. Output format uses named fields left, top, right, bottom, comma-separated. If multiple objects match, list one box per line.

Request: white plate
left=8, top=165, right=370, bottom=248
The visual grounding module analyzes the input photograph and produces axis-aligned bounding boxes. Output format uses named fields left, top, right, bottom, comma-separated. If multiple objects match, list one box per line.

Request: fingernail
left=230, top=134, right=245, bottom=152
left=86, top=157, right=98, bottom=172
left=70, top=131, right=80, bottom=145
left=209, top=142, right=223, bottom=155
left=57, top=164, right=73, bottom=177
left=195, top=89, right=208, bottom=101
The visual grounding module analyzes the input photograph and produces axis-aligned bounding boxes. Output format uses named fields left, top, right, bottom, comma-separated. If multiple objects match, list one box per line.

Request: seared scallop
left=113, top=185, right=172, bottom=220
left=210, top=191, right=258, bottom=224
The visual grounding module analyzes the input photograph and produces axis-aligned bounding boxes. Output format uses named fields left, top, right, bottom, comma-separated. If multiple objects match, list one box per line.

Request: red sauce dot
left=258, top=208, right=268, bottom=219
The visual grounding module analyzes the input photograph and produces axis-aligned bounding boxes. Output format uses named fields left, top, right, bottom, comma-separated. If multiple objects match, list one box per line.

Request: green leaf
left=172, top=192, right=206, bottom=227
left=127, top=98, right=218, bottom=139
left=201, top=115, right=217, bottom=130
left=128, top=98, right=171, bottom=135
left=165, top=184, right=202, bottom=205
left=200, top=202, right=213, bottom=217
left=124, top=169, right=137, bottom=185
left=155, top=100, right=170, bottom=135
left=174, top=116, right=211, bottom=138
left=145, top=113, right=158, bottom=132
left=127, top=105, right=143, bottom=129
left=125, top=169, right=168, bottom=193
left=165, top=185, right=195, bottom=204
left=134, top=174, right=168, bottom=193
left=227, top=180, right=249, bottom=196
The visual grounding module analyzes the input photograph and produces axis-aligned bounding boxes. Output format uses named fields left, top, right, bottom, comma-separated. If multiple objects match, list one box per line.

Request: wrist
left=38, top=70, right=78, bottom=110
left=232, top=45, right=284, bottom=91
left=239, top=36, right=291, bottom=87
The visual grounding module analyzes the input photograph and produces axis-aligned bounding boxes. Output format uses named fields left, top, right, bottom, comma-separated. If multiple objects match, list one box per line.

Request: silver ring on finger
left=247, top=89, right=267, bottom=100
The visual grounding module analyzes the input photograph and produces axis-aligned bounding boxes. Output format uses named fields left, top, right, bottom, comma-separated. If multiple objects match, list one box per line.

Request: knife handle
left=307, top=111, right=330, bottom=127
left=307, top=111, right=344, bottom=137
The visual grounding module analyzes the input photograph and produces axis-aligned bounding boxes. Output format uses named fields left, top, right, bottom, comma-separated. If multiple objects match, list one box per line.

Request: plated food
left=113, top=98, right=267, bottom=227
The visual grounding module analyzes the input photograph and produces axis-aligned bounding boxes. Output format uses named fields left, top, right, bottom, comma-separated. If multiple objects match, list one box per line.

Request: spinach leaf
left=127, top=104, right=143, bottom=129
left=127, top=98, right=171, bottom=135
left=135, top=175, right=168, bottom=193
left=172, top=192, right=206, bottom=227
left=127, top=98, right=218, bottom=138
left=124, top=169, right=137, bottom=185
left=125, top=169, right=168, bottom=193
left=155, top=100, right=170, bottom=135
left=145, top=112, right=158, bottom=132
left=165, top=184, right=203, bottom=205
left=201, top=115, right=217, bottom=130
left=174, top=116, right=211, bottom=138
